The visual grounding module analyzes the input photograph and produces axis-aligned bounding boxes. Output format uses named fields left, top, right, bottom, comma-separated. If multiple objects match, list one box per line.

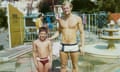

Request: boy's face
left=39, top=31, right=47, bottom=41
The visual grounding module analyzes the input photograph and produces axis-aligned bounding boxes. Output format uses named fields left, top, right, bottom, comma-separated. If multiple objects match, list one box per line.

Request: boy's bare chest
left=37, top=42, right=48, bottom=49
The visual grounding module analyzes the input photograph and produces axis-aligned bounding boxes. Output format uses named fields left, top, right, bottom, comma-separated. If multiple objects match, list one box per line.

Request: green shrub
left=0, top=8, right=8, bottom=29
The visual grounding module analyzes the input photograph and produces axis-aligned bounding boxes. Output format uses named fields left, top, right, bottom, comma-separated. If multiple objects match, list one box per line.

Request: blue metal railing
left=24, top=13, right=108, bottom=42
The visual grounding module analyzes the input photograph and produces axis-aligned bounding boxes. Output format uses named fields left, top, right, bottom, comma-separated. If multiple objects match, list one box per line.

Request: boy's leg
left=44, top=62, right=51, bottom=72
left=70, top=52, right=79, bottom=72
left=37, top=61, right=44, bottom=72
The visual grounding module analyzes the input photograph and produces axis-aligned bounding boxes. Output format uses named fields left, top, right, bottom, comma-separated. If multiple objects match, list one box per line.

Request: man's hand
left=80, top=47, right=84, bottom=56
left=79, top=43, right=85, bottom=55
left=55, top=14, right=61, bottom=20
left=55, top=14, right=59, bottom=20
left=48, top=38, right=53, bottom=41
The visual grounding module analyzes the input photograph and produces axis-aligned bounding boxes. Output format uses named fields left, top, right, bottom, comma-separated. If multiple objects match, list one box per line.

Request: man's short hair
left=62, top=1, right=73, bottom=8
left=39, top=27, right=48, bottom=34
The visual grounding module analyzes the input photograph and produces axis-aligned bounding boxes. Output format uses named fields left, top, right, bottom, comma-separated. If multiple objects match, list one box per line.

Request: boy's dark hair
left=38, top=13, right=44, bottom=18
left=39, top=27, right=48, bottom=33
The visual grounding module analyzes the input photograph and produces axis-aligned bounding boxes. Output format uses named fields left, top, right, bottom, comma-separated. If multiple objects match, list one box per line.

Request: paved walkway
left=0, top=45, right=32, bottom=62
left=0, top=44, right=61, bottom=72
left=0, top=42, right=120, bottom=72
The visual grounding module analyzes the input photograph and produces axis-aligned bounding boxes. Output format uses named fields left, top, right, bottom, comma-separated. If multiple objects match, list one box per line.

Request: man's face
left=62, top=4, right=72, bottom=15
left=39, top=31, right=47, bottom=41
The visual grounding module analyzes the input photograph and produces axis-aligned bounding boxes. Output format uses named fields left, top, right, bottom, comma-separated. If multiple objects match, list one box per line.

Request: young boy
left=32, top=27, right=52, bottom=72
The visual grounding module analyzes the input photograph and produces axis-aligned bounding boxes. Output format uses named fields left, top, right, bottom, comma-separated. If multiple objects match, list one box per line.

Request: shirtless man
left=49, top=1, right=84, bottom=72
left=32, top=27, right=52, bottom=72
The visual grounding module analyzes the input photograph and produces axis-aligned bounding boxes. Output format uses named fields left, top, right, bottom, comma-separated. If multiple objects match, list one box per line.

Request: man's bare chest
left=60, top=19, right=78, bottom=28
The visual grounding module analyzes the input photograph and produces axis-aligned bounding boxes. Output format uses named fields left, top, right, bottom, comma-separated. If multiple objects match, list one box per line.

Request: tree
left=98, top=0, right=120, bottom=13
left=71, top=0, right=98, bottom=13
left=99, top=0, right=116, bottom=12
left=0, top=8, right=8, bottom=28
left=37, top=0, right=64, bottom=13
left=115, top=0, right=120, bottom=12
left=37, top=0, right=51, bottom=13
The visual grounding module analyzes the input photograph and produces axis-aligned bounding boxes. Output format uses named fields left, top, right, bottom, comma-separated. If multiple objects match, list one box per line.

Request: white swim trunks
left=60, top=43, right=80, bottom=52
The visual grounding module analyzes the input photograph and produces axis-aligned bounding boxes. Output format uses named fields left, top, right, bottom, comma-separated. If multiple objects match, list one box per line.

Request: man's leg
left=60, top=51, right=68, bottom=72
left=70, top=52, right=79, bottom=72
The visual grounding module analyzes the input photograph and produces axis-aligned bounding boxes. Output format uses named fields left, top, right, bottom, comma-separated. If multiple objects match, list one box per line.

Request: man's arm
left=49, top=31, right=59, bottom=40
left=48, top=41, right=52, bottom=65
left=32, top=41, right=38, bottom=69
left=49, top=14, right=61, bottom=40
left=49, top=23, right=60, bottom=40
left=78, top=17, right=85, bottom=54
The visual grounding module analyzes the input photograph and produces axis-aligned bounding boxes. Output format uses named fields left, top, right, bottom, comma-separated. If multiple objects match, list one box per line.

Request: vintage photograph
left=0, top=0, right=120, bottom=72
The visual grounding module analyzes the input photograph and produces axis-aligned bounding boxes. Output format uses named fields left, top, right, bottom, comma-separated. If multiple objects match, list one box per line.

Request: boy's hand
left=49, top=61, right=52, bottom=69
left=36, top=65, right=39, bottom=72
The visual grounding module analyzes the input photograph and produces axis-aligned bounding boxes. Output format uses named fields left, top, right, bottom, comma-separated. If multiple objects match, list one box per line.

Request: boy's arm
left=32, top=41, right=38, bottom=69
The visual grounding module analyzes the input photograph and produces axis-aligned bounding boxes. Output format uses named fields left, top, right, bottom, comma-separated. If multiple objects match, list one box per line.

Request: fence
left=24, top=13, right=108, bottom=43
